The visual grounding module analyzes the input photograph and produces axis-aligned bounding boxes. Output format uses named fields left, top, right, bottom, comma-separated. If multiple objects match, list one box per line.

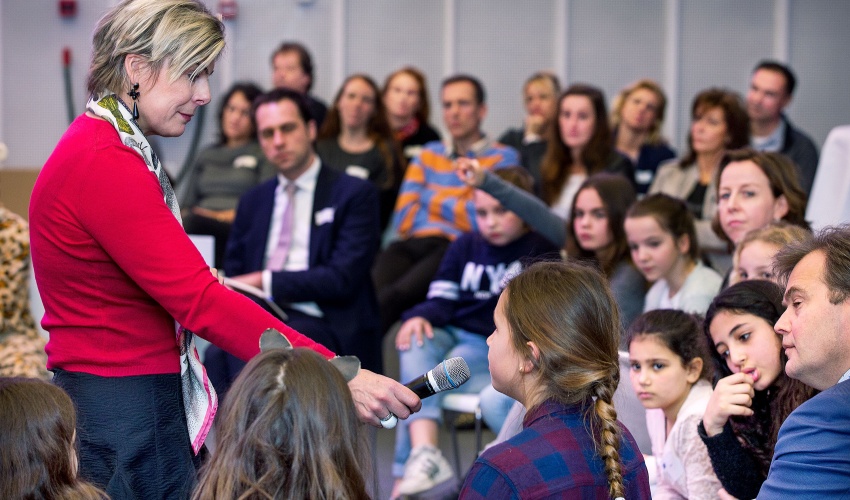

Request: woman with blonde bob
left=460, top=261, right=650, bottom=499
left=193, top=348, right=369, bottom=500
left=610, top=79, right=676, bottom=195
left=29, top=1, right=419, bottom=497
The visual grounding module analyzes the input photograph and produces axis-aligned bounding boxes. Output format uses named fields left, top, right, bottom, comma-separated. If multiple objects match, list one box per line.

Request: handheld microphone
left=404, top=357, right=471, bottom=400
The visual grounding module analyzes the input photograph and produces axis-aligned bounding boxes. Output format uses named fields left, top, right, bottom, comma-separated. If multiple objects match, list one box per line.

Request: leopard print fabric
left=0, top=206, right=49, bottom=379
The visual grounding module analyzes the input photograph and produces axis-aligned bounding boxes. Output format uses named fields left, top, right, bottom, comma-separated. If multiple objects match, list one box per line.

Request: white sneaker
left=397, top=445, right=455, bottom=496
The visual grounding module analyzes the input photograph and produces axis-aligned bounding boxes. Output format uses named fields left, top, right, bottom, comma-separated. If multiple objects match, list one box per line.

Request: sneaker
left=397, top=445, right=455, bottom=496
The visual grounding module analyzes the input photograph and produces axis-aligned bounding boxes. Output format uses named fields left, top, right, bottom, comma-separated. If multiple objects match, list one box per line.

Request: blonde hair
left=504, top=261, right=625, bottom=498
left=731, top=221, right=811, bottom=285
left=87, top=0, right=224, bottom=97
left=523, top=71, right=561, bottom=96
left=610, top=79, right=668, bottom=145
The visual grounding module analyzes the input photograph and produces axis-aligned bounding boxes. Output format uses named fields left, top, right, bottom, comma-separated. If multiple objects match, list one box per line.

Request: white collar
left=447, top=134, right=490, bottom=158
left=839, top=367, right=850, bottom=385
left=277, top=156, right=321, bottom=193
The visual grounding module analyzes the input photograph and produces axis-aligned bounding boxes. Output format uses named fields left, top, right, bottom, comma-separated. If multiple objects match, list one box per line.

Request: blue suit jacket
left=758, top=377, right=850, bottom=499
left=224, top=164, right=381, bottom=370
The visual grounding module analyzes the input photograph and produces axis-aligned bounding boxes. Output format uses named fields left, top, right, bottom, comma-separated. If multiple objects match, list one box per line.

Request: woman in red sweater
left=28, top=1, right=418, bottom=498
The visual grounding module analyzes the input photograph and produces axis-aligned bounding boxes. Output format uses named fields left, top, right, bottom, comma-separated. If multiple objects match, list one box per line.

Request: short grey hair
left=87, top=0, right=224, bottom=97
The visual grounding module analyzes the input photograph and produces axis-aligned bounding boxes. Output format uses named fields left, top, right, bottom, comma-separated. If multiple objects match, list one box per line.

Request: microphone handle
left=405, top=373, right=437, bottom=399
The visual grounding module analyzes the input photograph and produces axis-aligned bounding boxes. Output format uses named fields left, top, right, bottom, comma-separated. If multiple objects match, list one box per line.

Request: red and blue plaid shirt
left=460, top=398, right=651, bottom=499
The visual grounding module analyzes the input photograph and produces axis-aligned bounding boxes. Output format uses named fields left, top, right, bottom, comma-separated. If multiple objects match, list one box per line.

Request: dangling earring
left=127, top=83, right=140, bottom=120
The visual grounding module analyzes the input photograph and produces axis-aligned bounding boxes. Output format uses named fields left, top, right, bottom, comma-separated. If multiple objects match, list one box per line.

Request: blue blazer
left=758, top=377, right=850, bottom=499
left=224, top=164, right=381, bottom=370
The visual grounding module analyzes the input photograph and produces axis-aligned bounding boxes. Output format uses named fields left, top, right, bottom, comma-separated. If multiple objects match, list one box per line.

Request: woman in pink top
left=28, top=1, right=418, bottom=498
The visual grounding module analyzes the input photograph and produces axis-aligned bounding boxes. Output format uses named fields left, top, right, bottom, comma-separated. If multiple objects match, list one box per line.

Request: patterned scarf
left=393, top=117, right=421, bottom=142
left=86, top=94, right=216, bottom=455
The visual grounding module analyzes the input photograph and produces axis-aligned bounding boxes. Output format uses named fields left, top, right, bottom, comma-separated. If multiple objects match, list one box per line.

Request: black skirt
left=54, top=369, right=202, bottom=500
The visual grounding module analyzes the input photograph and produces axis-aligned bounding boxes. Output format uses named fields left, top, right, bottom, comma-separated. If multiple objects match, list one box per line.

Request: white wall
left=2, top=0, right=849, bottom=176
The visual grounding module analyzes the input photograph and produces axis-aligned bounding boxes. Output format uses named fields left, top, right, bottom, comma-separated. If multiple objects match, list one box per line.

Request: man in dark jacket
left=747, top=60, right=819, bottom=195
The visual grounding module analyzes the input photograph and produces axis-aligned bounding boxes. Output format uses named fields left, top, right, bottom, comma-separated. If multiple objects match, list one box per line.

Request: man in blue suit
left=758, top=225, right=850, bottom=499
left=206, top=88, right=382, bottom=392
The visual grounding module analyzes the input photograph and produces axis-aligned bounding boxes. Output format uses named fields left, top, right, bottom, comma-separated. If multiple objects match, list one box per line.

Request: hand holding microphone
left=380, top=357, right=471, bottom=429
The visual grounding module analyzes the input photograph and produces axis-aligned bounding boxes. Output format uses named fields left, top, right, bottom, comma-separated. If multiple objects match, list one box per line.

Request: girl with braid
left=460, top=261, right=650, bottom=499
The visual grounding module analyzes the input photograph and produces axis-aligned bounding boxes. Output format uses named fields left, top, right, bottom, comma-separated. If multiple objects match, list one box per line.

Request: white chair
left=614, top=350, right=651, bottom=454
left=441, top=393, right=483, bottom=478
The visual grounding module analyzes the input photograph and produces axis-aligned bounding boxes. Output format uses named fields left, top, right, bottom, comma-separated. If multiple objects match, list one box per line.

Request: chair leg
left=474, top=405, right=482, bottom=455
left=447, top=411, right=463, bottom=479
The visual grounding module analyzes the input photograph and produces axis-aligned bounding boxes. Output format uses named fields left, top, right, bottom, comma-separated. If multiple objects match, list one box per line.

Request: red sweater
left=30, top=115, right=333, bottom=377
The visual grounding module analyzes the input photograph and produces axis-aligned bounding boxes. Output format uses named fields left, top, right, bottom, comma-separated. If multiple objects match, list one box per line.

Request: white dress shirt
left=261, top=157, right=323, bottom=317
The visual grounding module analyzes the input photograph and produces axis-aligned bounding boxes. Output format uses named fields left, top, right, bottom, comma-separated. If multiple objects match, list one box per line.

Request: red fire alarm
left=59, top=0, right=77, bottom=18
left=218, top=0, right=238, bottom=20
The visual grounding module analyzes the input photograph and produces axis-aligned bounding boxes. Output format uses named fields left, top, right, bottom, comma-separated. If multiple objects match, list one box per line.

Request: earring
left=127, top=83, right=140, bottom=120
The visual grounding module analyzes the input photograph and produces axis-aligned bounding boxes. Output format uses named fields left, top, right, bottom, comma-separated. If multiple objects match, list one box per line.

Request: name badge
left=315, top=207, right=335, bottom=226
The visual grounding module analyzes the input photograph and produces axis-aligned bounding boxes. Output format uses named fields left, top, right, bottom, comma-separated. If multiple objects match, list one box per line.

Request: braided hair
left=503, top=261, right=626, bottom=498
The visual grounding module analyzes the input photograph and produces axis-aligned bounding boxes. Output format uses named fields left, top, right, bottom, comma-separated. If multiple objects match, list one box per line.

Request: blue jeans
left=478, top=384, right=516, bottom=435
left=392, top=325, right=491, bottom=477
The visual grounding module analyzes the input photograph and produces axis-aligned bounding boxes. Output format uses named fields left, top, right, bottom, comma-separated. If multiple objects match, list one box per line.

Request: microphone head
left=431, top=357, right=471, bottom=392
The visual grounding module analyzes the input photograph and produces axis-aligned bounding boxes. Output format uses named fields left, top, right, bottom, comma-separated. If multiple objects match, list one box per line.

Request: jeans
left=478, top=384, right=516, bottom=435
left=392, top=325, right=491, bottom=477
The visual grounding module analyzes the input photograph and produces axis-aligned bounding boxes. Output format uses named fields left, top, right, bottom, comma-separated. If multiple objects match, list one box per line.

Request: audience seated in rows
left=15, top=41, right=846, bottom=498
left=205, top=88, right=382, bottom=396
left=457, top=160, right=647, bottom=337
left=371, top=75, right=519, bottom=335
left=391, top=167, right=558, bottom=497
left=650, top=88, right=750, bottom=270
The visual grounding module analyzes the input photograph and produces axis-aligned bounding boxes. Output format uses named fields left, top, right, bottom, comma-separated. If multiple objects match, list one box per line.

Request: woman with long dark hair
left=539, top=84, right=633, bottom=219
left=382, top=66, right=441, bottom=165
left=318, top=73, right=404, bottom=230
